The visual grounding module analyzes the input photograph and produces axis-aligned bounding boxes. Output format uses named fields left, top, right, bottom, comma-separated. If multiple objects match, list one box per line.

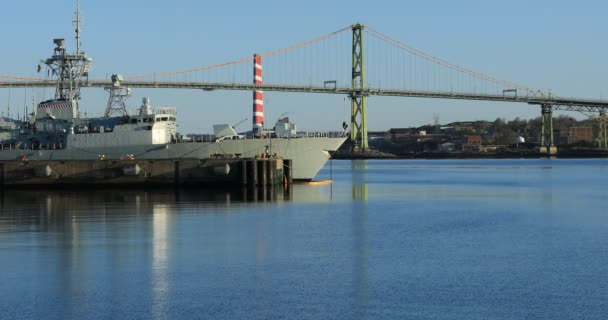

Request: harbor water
left=1, top=159, right=607, bottom=319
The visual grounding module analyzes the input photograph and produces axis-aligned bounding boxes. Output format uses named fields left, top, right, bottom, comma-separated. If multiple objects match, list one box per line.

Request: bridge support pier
left=597, top=110, right=607, bottom=149
left=540, top=104, right=557, bottom=155
left=350, top=23, right=368, bottom=152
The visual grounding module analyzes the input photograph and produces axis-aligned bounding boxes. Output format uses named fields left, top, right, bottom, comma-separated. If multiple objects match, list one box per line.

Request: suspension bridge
left=1, top=24, right=607, bottom=152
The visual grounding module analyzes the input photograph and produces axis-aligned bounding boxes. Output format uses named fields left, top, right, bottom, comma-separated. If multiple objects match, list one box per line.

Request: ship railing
left=175, top=131, right=346, bottom=144
left=296, top=131, right=347, bottom=138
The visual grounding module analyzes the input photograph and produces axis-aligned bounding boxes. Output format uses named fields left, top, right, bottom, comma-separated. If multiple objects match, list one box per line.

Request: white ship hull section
left=1, top=137, right=346, bottom=180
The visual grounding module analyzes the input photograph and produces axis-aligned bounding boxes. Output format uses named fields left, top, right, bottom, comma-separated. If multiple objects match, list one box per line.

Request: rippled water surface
left=1, top=159, right=607, bottom=319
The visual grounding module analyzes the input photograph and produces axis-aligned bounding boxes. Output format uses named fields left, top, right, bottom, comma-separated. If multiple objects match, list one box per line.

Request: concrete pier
left=0, top=158, right=285, bottom=187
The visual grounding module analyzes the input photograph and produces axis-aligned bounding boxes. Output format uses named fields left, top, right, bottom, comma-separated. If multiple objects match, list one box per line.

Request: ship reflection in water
left=0, top=184, right=341, bottom=234
left=0, top=185, right=339, bottom=319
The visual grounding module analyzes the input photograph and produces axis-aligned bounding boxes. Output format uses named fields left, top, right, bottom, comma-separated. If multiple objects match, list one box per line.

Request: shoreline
left=332, top=150, right=608, bottom=160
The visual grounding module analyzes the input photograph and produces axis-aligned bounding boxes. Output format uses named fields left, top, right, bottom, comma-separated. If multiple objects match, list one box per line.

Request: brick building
left=558, top=127, right=593, bottom=144
left=462, top=135, right=482, bottom=152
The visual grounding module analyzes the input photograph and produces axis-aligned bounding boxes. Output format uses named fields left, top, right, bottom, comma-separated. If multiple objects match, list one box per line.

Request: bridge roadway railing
left=2, top=80, right=608, bottom=112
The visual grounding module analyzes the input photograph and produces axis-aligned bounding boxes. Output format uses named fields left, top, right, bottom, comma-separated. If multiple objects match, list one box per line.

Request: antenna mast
left=7, top=85, right=11, bottom=118
left=74, top=0, right=82, bottom=54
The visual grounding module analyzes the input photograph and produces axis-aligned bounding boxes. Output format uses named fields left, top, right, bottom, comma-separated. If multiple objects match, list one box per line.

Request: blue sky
left=1, top=0, right=607, bottom=133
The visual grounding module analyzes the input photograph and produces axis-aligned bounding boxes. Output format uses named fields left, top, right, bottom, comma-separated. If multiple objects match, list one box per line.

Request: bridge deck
left=2, top=80, right=607, bottom=112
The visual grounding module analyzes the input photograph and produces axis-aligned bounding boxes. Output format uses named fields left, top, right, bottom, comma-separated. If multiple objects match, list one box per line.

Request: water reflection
left=1, top=160, right=607, bottom=319
left=152, top=204, right=170, bottom=320
left=0, top=186, right=296, bottom=319
left=350, top=160, right=369, bottom=317
left=0, top=185, right=352, bottom=236
left=352, top=160, right=369, bottom=201
left=0, top=186, right=289, bottom=215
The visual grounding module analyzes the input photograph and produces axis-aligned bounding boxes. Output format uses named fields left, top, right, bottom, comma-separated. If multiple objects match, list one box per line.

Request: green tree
left=491, top=117, right=516, bottom=145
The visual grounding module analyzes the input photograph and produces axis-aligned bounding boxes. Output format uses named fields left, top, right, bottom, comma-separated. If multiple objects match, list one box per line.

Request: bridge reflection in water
left=351, top=160, right=369, bottom=201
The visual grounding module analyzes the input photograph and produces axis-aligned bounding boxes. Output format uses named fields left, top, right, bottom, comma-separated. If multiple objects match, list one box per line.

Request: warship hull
left=0, top=136, right=346, bottom=181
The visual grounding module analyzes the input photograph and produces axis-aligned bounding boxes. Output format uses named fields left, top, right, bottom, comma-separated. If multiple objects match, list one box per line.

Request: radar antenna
left=104, top=75, right=131, bottom=117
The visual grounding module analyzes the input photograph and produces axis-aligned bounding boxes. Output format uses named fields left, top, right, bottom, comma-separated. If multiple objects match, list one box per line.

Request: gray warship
left=0, top=6, right=346, bottom=181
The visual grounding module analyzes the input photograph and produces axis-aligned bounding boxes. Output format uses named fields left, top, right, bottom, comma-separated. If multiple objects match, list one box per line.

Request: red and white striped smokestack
left=253, top=54, right=264, bottom=137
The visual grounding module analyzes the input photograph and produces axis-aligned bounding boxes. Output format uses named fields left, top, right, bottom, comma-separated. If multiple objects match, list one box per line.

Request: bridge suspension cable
left=364, top=26, right=546, bottom=96
left=0, top=75, right=49, bottom=81
left=125, top=26, right=352, bottom=81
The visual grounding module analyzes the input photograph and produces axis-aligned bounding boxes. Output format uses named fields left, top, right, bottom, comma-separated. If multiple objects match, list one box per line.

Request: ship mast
left=42, top=0, right=92, bottom=119
left=74, top=0, right=82, bottom=54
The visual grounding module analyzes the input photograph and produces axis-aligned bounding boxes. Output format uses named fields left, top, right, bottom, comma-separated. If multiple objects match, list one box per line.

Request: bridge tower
left=350, top=23, right=368, bottom=151
left=598, top=109, right=607, bottom=149
left=540, top=104, right=556, bottom=154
